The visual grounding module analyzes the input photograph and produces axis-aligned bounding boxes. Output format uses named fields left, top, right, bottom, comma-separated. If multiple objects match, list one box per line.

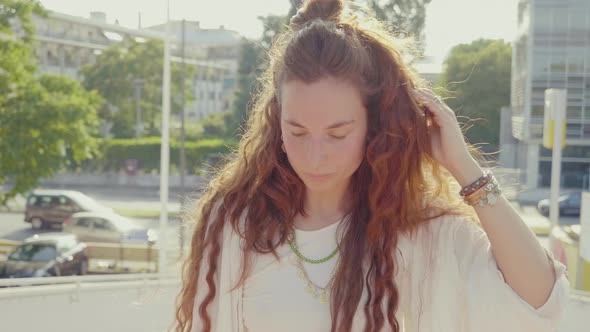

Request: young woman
left=173, top=1, right=569, bottom=331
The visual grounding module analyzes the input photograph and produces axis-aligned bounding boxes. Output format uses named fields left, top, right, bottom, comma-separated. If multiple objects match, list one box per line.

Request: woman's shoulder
left=400, top=212, right=483, bottom=255
left=196, top=198, right=248, bottom=249
left=427, top=212, right=480, bottom=234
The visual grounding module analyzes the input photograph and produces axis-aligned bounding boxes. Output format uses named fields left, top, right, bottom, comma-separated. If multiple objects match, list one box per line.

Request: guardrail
left=0, top=272, right=182, bottom=332
left=0, top=272, right=177, bottom=289
left=0, top=239, right=20, bottom=256
left=0, top=273, right=589, bottom=332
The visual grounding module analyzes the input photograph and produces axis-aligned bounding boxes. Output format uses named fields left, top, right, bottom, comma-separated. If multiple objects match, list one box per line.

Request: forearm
left=450, top=158, right=556, bottom=309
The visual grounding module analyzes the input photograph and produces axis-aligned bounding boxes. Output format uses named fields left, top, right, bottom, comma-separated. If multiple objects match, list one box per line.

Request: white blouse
left=191, top=214, right=569, bottom=332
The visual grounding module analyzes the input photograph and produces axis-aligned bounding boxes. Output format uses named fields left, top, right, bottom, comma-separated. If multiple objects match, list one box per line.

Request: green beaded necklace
left=287, top=230, right=340, bottom=264
left=287, top=238, right=340, bottom=264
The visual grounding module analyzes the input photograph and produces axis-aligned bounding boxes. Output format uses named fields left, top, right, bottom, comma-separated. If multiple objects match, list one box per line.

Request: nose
left=306, top=137, right=325, bottom=170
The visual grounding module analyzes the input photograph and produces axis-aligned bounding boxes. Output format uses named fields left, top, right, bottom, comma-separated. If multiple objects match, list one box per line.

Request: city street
left=0, top=186, right=194, bottom=273
left=0, top=186, right=580, bottom=252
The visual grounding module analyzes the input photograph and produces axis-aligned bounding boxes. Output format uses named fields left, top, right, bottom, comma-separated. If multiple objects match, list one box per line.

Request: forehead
left=280, top=77, right=366, bottom=124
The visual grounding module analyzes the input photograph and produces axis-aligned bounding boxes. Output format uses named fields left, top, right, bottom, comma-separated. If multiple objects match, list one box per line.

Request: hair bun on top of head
left=289, top=0, right=345, bottom=30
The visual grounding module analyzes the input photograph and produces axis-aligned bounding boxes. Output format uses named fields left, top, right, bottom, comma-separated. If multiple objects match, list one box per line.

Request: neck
left=295, top=180, right=351, bottom=231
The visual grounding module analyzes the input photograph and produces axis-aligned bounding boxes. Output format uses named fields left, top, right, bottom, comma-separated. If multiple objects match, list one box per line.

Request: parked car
left=537, top=191, right=582, bottom=217
left=62, top=211, right=157, bottom=245
left=24, top=189, right=113, bottom=230
left=0, top=233, right=88, bottom=278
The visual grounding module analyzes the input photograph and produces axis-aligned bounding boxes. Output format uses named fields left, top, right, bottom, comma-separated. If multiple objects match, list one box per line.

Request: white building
left=12, top=11, right=240, bottom=133
left=30, top=11, right=164, bottom=81
left=510, top=0, right=590, bottom=189
left=413, top=56, right=442, bottom=86
left=147, top=20, right=242, bottom=121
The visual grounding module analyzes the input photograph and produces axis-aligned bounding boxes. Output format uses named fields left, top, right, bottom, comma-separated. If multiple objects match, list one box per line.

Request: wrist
left=448, top=157, right=484, bottom=187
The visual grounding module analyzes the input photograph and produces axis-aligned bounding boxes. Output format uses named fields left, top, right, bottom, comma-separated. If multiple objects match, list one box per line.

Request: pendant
left=487, top=193, right=498, bottom=205
left=293, top=254, right=335, bottom=304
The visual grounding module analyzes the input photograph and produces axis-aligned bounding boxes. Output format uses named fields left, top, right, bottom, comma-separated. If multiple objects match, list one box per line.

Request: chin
left=301, top=177, right=342, bottom=193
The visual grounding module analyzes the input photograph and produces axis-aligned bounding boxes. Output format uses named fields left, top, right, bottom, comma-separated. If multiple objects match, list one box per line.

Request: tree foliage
left=365, top=0, right=432, bottom=41
left=437, top=39, right=512, bottom=151
left=0, top=0, right=103, bottom=205
left=80, top=39, right=195, bottom=138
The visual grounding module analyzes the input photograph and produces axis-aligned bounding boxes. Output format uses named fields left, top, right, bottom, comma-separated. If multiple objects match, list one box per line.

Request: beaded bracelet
left=463, top=176, right=502, bottom=207
left=459, top=169, right=493, bottom=197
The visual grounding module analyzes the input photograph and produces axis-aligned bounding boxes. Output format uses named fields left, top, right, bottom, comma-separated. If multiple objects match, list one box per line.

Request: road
left=0, top=183, right=581, bottom=257
left=0, top=185, right=194, bottom=255
left=1, top=200, right=580, bottom=252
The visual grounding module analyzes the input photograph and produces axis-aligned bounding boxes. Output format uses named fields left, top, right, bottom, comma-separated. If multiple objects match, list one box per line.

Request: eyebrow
left=283, top=119, right=355, bottom=130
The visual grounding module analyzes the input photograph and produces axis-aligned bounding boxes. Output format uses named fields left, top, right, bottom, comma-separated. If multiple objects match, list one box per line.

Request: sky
left=38, top=0, right=518, bottom=67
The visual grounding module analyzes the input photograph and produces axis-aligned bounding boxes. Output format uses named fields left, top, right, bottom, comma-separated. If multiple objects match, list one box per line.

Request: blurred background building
left=20, top=11, right=240, bottom=129
left=509, top=0, right=590, bottom=189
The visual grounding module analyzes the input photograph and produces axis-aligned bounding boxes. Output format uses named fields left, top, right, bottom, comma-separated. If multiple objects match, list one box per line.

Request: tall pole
left=546, top=89, right=566, bottom=229
left=179, top=18, right=187, bottom=257
left=159, top=0, right=171, bottom=275
left=134, top=79, right=144, bottom=139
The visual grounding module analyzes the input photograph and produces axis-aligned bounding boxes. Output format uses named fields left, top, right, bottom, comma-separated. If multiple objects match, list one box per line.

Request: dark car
left=537, top=191, right=582, bottom=217
left=0, top=233, right=88, bottom=278
left=24, top=189, right=113, bottom=230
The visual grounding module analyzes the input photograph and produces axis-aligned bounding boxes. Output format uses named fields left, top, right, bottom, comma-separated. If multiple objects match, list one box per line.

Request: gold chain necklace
left=288, top=230, right=341, bottom=303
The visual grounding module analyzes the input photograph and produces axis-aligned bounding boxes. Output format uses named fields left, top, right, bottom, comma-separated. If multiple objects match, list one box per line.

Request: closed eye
left=291, top=132, right=348, bottom=139
left=292, top=132, right=347, bottom=139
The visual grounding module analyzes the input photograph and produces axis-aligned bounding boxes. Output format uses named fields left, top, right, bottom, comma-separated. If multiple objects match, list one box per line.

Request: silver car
left=62, top=212, right=157, bottom=245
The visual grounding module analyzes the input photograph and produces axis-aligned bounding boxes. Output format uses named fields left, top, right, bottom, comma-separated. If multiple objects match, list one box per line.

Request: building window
left=47, top=50, right=58, bottom=66
left=64, top=48, right=75, bottom=67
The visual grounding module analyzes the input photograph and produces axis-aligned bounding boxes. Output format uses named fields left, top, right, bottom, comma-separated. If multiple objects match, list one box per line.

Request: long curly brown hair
left=173, top=1, right=476, bottom=331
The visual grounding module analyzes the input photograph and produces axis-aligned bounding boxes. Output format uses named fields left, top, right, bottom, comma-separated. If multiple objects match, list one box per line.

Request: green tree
left=0, top=0, right=44, bottom=91
left=227, top=37, right=274, bottom=136
left=228, top=7, right=295, bottom=137
left=364, top=0, right=432, bottom=41
left=437, top=39, right=512, bottom=151
left=80, top=39, right=195, bottom=138
left=0, top=0, right=103, bottom=205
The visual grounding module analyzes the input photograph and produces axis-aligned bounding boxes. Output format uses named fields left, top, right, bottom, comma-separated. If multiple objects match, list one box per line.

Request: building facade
left=511, top=0, right=590, bottom=189
left=30, top=11, right=165, bottom=81
left=11, top=11, right=240, bottom=135
left=147, top=20, right=241, bottom=121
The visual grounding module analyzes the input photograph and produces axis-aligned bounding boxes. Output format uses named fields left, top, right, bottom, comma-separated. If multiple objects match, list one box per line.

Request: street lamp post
left=179, top=18, right=187, bottom=258
left=159, top=0, right=171, bottom=275
left=133, top=79, right=145, bottom=138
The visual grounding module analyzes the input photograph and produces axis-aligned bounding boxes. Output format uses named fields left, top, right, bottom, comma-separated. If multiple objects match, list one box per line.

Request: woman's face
left=280, top=77, right=368, bottom=194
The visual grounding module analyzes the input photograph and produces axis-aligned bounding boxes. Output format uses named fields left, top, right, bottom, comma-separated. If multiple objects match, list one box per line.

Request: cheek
left=282, top=138, right=303, bottom=164
left=338, top=136, right=366, bottom=168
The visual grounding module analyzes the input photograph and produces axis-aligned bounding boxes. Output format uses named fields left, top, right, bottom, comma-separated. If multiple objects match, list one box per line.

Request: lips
left=306, top=173, right=333, bottom=181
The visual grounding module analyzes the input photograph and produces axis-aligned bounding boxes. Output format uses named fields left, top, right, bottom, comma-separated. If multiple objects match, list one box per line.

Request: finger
left=411, top=90, right=441, bottom=127
left=413, top=89, right=440, bottom=109
left=414, top=90, right=456, bottom=121
left=418, top=91, right=446, bottom=110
